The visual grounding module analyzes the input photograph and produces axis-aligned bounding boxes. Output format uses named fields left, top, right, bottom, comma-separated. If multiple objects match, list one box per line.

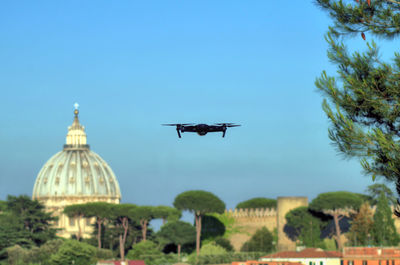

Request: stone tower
left=277, top=196, right=308, bottom=251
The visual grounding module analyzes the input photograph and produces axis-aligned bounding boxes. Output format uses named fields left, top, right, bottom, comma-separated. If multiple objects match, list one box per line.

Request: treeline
left=0, top=190, right=275, bottom=265
left=285, top=184, right=400, bottom=250
left=1, top=184, right=399, bottom=265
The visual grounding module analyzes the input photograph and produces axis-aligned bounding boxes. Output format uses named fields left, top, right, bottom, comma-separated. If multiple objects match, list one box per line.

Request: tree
left=366, top=183, right=397, bottom=205
left=236, top=198, right=277, bottom=209
left=285, top=206, right=325, bottom=248
left=126, top=240, right=164, bottom=265
left=214, top=237, right=234, bottom=252
left=309, top=191, right=363, bottom=250
left=314, top=0, right=400, bottom=215
left=110, top=203, right=137, bottom=261
left=173, top=190, right=225, bottom=256
left=153, top=205, right=181, bottom=224
left=5, top=195, right=57, bottom=246
left=201, top=215, right=226, bottom=240
left=63, top=204, right=88, bottom=241
left=372, top=192, right=400, bottom=246
left=158, top=220, right=196, bottom=260
left=240, top=227, right=274, bottom=252
left=346, top=201, right=374, bottom=246
left=82, top=202, right=113, bottom=249
left=0, top=212, right=31, bottom=259
left=130, top=206, right=155, bottom=242
left=49, top=239, right=97, bottom=265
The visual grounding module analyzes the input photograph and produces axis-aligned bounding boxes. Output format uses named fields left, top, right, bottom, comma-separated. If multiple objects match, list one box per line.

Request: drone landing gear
left=176, top=129, right=181, bottom=138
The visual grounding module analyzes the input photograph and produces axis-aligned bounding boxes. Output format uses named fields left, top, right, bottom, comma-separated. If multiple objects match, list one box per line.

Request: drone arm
left=222, top=128, right=226, bottom=138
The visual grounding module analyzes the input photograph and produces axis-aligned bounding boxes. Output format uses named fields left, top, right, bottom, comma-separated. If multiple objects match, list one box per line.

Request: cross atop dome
left=74, top=102, right=79, bottom=116
left=65, top=103, right=88, bottom=149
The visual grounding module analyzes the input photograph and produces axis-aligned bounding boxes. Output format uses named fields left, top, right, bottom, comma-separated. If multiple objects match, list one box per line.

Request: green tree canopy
left=240, top=227, right=274, bottom=253
left=63, top=203, right=89, bottom=241
left=201, top=215, right=226, bottom=240
left=173, top=190, right=225, bottom=256
left=366, top=183, right=397, bottom=206
left=174, top=190, right=225, bottom=215
left=0, top=200, right=6, bottom=212
left=130, top=205, right=156, bottom=241
left=0, top=212, right=31, bottom=260
left=309, top=191, right=363, bottom=250
left=49, top=239, right=97, bottom=265
left=153, top=205, right=181, bottom=224
left=109, top=203, right=137, bottom=261
left=285, top=206, right=325, bottom=248
left=158, top=220, right=196, bottom=259
left=81, top=202, right=114, bottom=249
left=373, top=192, right=400, bottom=246
left=236, top=198, right=277, bottom=209
left=214, top=237, right=234, bottom=252
left=5, top=195, right=57, bottom=247
left=314, top=0, right=400, bottom=215
left=126, top=240, right=165, bottom=265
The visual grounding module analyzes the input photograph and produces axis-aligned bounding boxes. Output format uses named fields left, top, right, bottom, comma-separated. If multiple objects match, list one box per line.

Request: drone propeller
left=215, top=123, right=241, bottom=127
left=162, top=123, right=194, bottom=126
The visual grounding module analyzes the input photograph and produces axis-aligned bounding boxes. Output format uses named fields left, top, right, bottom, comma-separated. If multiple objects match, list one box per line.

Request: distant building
left=32, top=106, right=121, bottom=238
left=342, top=247, right=400, bottom=265
left=259, top=248, right=342, bottom=265
left=232, top=261, right=303, bottom=265
left=236, top=247, right=400, bottom=265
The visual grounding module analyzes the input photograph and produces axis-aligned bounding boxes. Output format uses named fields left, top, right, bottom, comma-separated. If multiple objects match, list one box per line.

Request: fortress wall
left=225, top=208, right=277, bottom=251
left=226, top=198, right=400, bottom=252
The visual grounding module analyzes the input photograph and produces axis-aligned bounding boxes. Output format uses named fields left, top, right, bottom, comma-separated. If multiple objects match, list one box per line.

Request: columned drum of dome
left=32, top=106, right=121, bottom=238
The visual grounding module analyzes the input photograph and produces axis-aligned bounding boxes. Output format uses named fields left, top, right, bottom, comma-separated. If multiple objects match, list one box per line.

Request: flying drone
left=162, top=123, right=240, bottom=138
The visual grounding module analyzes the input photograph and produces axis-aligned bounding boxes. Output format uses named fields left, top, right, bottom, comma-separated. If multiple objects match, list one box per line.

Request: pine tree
left=372, top=192, right=400, bottom=246
left=315, top=0, right=400, bottom=214
left=347, top=202, right=374, bottom=246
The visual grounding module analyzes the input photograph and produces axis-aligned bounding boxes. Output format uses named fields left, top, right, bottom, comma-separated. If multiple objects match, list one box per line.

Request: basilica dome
left=32, top=108, right=121, bottom=202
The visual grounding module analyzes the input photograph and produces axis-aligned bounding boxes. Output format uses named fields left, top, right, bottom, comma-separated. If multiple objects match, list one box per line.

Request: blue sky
left=0, top=1, right=394, bottom=226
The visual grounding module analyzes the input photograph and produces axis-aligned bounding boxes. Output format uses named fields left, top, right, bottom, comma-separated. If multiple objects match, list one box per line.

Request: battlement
left=225, top=207, right=277, bottom=218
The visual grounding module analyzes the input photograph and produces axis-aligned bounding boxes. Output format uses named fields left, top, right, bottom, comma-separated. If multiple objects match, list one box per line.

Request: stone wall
left=225, top=207, right=277, bottom=251
left=226, top=196, right=308, bottom=251
left=226, top=197, right=400, bottom=252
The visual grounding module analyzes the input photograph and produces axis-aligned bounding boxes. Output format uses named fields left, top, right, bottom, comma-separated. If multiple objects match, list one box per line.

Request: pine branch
left=385, top=0, right=400, bottom=5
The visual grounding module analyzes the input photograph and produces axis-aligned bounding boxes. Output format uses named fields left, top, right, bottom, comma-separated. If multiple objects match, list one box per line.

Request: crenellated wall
left=225, top=207, right=278, bottom=251
left=225, top=198, right=400, bottom=252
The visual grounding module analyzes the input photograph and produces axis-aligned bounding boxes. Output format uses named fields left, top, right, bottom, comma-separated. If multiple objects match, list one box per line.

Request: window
left=69, top=217, right=75, bottom=226
left=321, top=261, right=324, bottom=265
left=341, top=261, right=344, bottom=265
left=387, top=261, right=390, bottom=265
left=349, top=261, right=354, bottom=265
left=392, top=261, right=395, bottom=265
left=363, top=261, right=368, bottom=265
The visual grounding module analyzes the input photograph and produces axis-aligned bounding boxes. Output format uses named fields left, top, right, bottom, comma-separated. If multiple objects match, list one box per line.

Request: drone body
left=162, top=123, right=240, bottom=138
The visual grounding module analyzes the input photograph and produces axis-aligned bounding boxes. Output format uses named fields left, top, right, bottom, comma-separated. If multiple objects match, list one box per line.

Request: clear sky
left=0, top=1, right=394, bottom=225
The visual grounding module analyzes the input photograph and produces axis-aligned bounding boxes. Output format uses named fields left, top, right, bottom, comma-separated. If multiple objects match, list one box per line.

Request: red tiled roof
left=343, top=247, right=400, bottom=258
left=262, top=248, right=342, bottom=259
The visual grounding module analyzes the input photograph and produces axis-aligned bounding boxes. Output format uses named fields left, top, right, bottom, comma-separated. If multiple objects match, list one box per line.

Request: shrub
left=49, top=240, right=97, bottom=265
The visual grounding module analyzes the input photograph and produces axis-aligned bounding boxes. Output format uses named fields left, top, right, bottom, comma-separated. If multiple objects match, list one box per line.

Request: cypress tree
left=372, top=192, right=399, bottom=246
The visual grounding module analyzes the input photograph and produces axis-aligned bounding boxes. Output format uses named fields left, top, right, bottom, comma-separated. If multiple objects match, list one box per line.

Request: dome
left=32, top=107, right=121, bottom=201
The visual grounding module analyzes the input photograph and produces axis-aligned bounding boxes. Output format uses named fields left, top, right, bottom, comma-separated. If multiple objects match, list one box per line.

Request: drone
left=162, top=123, right=240, bottom=138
